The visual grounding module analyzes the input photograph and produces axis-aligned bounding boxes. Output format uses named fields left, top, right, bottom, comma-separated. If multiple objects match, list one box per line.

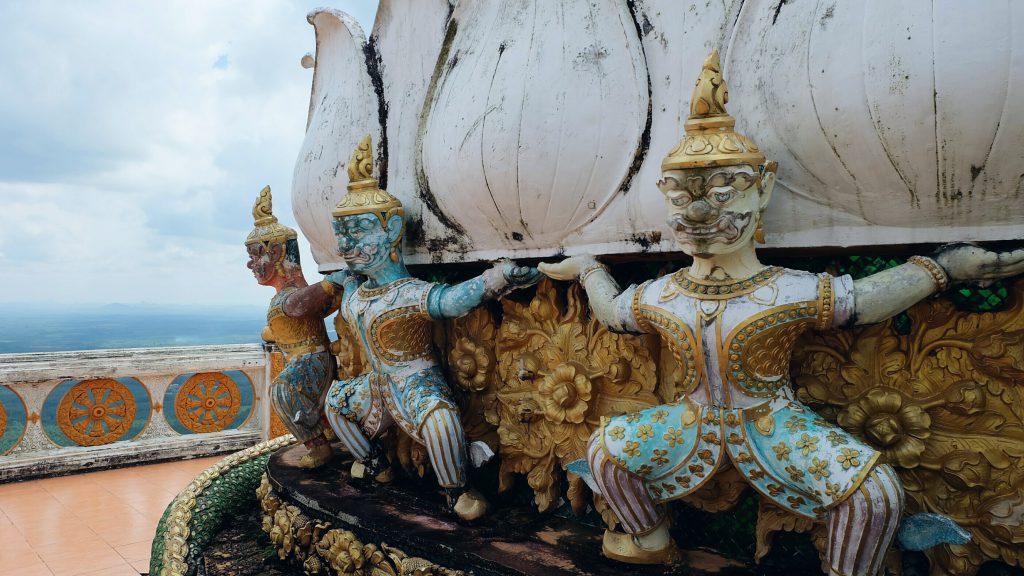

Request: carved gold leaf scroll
left=477, top=278, right=660, bottom=514
left=787, top=278, right=1024, bottom=576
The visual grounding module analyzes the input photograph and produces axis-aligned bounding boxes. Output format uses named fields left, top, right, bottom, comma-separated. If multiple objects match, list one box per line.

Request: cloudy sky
left=0, top=1, right=378, bottom=306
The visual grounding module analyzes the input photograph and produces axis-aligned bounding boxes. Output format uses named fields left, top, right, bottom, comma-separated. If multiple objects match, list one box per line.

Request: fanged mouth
left=672, top=212, right=752, bottom=243
left=343, top=250, right=371, bottom=264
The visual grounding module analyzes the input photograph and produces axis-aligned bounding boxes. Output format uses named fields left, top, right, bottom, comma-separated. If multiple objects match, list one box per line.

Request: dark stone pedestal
left=266, top=444, right=787, bottom=575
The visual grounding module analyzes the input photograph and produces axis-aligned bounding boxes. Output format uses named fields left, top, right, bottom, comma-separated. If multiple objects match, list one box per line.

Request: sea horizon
left=0, top=302, right=314, bottom=354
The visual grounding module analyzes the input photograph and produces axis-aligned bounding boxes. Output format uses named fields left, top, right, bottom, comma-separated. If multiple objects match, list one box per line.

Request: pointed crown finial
left=661, top=50, right=765, bottom=171
left=245, top=185, right=297, bottom=246
left=347, top=134, right=375, bottom=186
left=689, top=50, right=729, bottom=119
left=333, top=134, right=404, bottom=221
left=252, top=185, right=277, bottom=225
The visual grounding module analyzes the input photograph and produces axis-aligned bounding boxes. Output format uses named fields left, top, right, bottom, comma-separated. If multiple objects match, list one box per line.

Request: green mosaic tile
left=950, top=280, right=1011, bottom=312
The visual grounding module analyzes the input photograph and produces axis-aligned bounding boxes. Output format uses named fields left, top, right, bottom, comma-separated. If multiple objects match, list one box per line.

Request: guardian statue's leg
left=421, top=407, right=468, bottom=488
left=585, top=434, right=679, bottom=563
left=324, top=373, right=395, bottom=481
left=269, top=355, right=332, bottom=452
left=325, top=407, right=371, bottom=461
left=825, top=465, right=904, bottom=576
left=418, top=404, right=489, bottom=520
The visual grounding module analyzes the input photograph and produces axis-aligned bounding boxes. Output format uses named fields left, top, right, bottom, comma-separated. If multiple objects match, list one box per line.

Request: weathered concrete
left=0, top=430, right=260, bottom=482
left=292, top=0, right=1024, bottom=267
left=0, top=344, right=271, bottom=480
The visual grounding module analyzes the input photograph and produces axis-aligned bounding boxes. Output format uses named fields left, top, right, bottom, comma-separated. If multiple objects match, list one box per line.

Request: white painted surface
left=372, top=0, right=452, bottom=246
left=0, top=431, right=260, bottom=482
left=571, top=0, right=747, bottom=249
left=291, top=0, right=1024, bottom=266
left=292, top=9, right=382, bottom=272
left=726, top=0, right=1024, bottom=244
left=0, top=344, right=265, bottom=383
left=419, top=0, right=649, bottom=255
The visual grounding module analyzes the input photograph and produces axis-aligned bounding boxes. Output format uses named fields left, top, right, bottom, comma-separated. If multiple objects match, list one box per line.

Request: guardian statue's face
left=657, top=164, right=772, bottom=258
left=333, top=214, right=393, bottom=274
left=246, top=242, right=279, bottom=285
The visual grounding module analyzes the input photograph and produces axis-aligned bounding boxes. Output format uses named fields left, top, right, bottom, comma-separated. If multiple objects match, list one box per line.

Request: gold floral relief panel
left=791, top=278, right=1024, bottom=576
left=444, top=279, right=661, bottom=515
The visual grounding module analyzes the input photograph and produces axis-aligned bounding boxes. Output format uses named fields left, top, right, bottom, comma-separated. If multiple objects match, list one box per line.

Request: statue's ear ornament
left=245, top=185, right=298, bottom=246
left=661, top=50, right=766, bottom=173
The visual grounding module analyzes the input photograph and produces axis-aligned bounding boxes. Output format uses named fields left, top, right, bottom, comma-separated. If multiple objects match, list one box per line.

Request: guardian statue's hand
left=538, top=255, right=598, bottom=281
left=324, top=269, right=352, bottom=287
left=934, top=243, right=1024, bottom=284
left=500, top=260, right=543, bottom=288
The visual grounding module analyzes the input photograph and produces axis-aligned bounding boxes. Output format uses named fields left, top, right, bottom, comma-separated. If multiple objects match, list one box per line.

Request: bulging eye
left=671, top=196, right=689, bottom=207
left=713, top=190, right=734, bottom=204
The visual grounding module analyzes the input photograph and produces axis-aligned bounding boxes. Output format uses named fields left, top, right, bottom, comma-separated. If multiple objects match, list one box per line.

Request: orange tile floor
left=0, top=456, right=222, bottom=576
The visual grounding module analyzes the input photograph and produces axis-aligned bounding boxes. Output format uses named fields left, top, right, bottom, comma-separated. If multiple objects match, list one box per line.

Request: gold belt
left=281, top=343, right=328, bottom=357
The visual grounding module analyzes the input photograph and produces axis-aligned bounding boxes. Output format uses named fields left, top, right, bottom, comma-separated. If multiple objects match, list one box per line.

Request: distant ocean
left=0, top=303, right=340, bottom=354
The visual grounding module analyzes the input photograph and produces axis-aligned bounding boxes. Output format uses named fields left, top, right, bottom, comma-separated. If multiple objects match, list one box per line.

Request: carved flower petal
left=899, top=404, right=933, bottom=438
left=889, top=436, right=925, bottom=469
left=865, top=387, right=904, bottom=413
left=837, top=402, right=869, bottom=428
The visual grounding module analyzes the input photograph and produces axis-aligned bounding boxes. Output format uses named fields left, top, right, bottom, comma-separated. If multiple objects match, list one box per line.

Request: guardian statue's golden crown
left=662, top=50, right=766, bottom=171
left=245, top=186, right=297, bottom=246
left=332, top=135, right=404, bottom=220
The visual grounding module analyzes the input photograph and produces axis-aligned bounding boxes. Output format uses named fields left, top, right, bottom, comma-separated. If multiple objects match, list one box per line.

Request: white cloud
left=0, top=0, right=379, bottom=305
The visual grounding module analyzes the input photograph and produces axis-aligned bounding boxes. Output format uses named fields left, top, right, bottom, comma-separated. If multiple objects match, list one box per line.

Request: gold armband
left=908, top=255, right=949, bottom=291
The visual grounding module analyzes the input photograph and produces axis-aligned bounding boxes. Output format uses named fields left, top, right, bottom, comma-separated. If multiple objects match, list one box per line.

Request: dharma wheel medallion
left=57, top=378, right=136, bottom=447
left=174, top=372, right=243, bottom=434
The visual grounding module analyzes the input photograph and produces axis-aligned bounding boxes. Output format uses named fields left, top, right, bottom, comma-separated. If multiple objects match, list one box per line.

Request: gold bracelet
left=816, top=275, right=834, bottom=331
left=579, top=261, right=609, bottom=283
left=907, top=256, right=949, bottom=291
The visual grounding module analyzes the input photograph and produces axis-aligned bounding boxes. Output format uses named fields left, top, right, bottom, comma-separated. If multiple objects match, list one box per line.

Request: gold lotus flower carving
left=791, top=278, right=1024, bottom=576
left=538, top=363, right=593, bottom=424
left=837, top=388, right=931, bottom=468
left=482, top=279, right=659, bottom=514
left=450, top=336, right=494, bottom=392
